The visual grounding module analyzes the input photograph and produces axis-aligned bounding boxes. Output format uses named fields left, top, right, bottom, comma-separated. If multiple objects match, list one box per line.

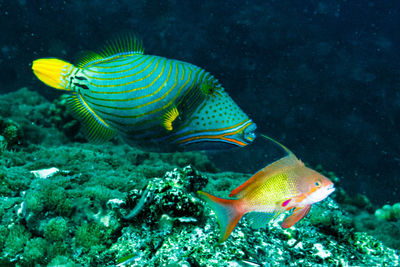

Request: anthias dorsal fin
left=75, top=34, right=145, bottom=68
left=260, top=134, right=298, bottom=159
left=229, top=134, right=303, bottom=198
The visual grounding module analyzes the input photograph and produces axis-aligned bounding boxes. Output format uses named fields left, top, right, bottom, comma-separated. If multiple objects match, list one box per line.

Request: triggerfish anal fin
left=32, top=58, right=74, bottom=90
left=67, top=93, right=115, bottom=144
left=281, top=204, right=311, bottom=228
left=229, top=134, right=302, bottom=198
left=197, top=191, right=245, bottom=243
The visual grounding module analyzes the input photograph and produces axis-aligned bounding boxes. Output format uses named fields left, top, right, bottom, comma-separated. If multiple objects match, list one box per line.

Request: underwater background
left=0, top=0, right=399, bottom=266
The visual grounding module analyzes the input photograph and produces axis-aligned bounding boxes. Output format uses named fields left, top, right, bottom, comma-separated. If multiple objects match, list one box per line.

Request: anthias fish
left=198, top=135, right=335, bottom=242
left=32, top=35, right=256, bottom=151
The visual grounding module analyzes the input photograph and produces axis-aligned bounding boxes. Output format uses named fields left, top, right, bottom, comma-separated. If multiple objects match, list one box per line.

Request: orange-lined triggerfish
left=198, top=135, right=335, bottom=242
left=31, top=35, right=256, bottom=151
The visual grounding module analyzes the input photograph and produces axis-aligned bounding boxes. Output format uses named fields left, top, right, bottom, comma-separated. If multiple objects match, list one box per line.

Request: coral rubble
left=0, top=88, right=398, bottom=265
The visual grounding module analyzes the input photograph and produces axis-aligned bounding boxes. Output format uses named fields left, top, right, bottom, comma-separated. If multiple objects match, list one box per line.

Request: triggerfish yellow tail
left=32, top=58, right=74, bottom=90
left=32, top=34, right=256, bottom=151
left=198, top=134, right=335, bottom=242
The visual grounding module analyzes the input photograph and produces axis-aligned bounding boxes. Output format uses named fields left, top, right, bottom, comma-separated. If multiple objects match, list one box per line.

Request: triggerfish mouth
left=31, top=34, right=256, bottom=151
left=198, top=134, right=335, bottom=242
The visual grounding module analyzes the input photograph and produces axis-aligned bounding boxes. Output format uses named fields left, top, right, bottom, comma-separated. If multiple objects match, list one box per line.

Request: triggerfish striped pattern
left=198, top=135, right=335, bottom=242
left=32, top=35, right=256, bottom=151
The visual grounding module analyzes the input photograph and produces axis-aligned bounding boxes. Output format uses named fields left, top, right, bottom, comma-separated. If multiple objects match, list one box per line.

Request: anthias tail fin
left=67, top=93, right=115, bottom=144
left=32, top=58, right=74, bottom=90
left=197, top=191, right=244, bottom=242
left=281, top=204, right=311, bottom=228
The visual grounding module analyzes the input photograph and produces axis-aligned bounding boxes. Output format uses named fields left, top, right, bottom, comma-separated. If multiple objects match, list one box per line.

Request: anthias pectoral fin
left=281, top=204, right=311, bottom=228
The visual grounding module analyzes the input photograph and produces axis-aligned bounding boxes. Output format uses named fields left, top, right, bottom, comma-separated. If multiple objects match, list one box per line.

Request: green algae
left=0, top=88, right=398, bottom=265
left=22, top=238, right=47, bottom=264
left=375, top=203, right=400, bottom=221
left=43, top=217, right=68, bottom=242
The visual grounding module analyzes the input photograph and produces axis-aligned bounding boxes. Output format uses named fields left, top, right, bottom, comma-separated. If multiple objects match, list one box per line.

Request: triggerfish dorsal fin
left=229, top=135, right=303, bottom=198
left=67, top=93, right=115, bottom=144
left=74, top=51, right=104, bottom=68
left=75, top=34, right=144, bottom=68
left=197, top=191, right=245, bottom=243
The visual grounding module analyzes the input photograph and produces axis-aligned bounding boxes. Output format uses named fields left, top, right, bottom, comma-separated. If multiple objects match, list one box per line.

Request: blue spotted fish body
left=32, top=36, right=256, bottom=151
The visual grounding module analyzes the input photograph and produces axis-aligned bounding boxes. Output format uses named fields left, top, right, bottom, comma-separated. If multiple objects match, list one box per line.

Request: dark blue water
left=0, top=0, right=399, bottom=205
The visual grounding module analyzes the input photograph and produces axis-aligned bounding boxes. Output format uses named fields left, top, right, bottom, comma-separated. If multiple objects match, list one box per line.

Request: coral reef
left=0, top=88, right=398, bottom=265
left=0, top=117, right=23, bottom=151
left=1, top=157, right=399, bottom=265
left=375, top=203, right=400, bottom=221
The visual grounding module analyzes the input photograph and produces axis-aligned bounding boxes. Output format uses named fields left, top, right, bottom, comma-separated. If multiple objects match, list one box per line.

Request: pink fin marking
left=282, top=199, right=291, bottom=207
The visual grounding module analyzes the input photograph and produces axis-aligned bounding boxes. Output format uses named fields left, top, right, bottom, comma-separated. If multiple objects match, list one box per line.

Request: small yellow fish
left=198, top=135, right=335, bottom=242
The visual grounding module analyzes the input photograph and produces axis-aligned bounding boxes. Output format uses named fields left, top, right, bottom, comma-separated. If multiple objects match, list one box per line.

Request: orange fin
left=229, top=134, right=304, bottom=198
left=197, top=191, right=244, bottom=242
left=281, top=204, right=311, bottom=228
left=229, top=154, right=302, bottom=198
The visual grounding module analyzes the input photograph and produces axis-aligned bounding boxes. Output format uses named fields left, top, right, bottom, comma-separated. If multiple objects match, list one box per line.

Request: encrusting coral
left=0, top=88, right=398, bottom=265
left=375, top=203, right=400, bottom=221
left=0, top=117, right=23, bottom=151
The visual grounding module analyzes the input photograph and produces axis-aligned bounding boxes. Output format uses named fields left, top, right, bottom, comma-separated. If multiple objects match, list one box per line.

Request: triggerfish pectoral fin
left=161, top=105, right=179, bottom=131
left=197, top=191, right=245, bottom=242
left=281, top=204, right=311, bottom=228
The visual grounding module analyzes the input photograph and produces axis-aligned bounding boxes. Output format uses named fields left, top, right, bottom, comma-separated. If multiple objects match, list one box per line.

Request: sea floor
left=0, top=88, right=399, bottom=266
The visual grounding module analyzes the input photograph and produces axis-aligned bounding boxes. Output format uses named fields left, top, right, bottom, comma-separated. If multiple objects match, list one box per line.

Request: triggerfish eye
left=243, top=123, right=257, bottom=142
